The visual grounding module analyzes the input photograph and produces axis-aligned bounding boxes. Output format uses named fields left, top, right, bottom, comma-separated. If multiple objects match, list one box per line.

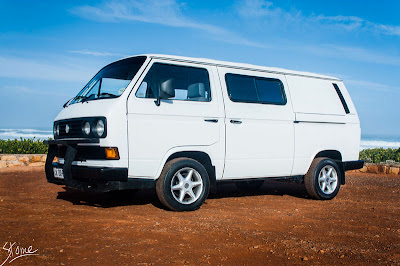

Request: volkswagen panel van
left=45, top=54, right=364, bottom=211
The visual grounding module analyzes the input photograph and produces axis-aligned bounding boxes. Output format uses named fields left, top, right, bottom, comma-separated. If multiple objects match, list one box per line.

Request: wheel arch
left=314, top=150, right=342, bottom=161
left=313, top=150, right=345, bottom=185
left=158, top=150, right=216, bottom=189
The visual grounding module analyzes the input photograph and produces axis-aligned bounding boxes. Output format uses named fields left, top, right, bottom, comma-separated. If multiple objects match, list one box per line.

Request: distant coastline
left=360, top=134, right=400, bottom=150
left=0, top=128, right=53, bottom=140
left=0, top=128, right=399, bottom=151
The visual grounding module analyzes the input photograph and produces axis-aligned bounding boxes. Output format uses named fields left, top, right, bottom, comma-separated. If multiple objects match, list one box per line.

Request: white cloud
left=69, top=49, right=126, bottom=57
left=71, top=0, right=266, bottom=48
left=237, top=0, right=400, bottom=37
left=313, top=15, right=400, bottom=36
left=69, top=0, right=400, bottom=67
left=0, top=56, right=94, bottom=82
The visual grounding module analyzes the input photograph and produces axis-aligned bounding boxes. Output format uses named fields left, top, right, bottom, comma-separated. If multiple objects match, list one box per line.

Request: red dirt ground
left=0, top=167, right=399, bottom=265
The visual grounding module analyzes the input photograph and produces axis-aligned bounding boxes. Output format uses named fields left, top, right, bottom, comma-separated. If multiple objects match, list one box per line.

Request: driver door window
left=135, top=63, right=211, bottom=102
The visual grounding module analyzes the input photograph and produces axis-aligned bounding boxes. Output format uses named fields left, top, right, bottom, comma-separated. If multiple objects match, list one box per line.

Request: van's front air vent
left=57, top=119, right=85, bottom=139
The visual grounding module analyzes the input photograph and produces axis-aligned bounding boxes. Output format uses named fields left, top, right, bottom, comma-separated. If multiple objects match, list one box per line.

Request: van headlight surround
left=81, top=117, right=107, bottom=138
left=54, top=117, right=107, bottom=139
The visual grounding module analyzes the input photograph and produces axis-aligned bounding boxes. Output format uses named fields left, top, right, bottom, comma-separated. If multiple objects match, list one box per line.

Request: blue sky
left=1, top=0, right=399, bottom=135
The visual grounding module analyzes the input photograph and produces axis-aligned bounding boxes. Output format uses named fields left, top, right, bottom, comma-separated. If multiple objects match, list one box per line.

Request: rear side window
left=225, top=73, right=286, bottom=105
left=225, top=74, right=258, bottom=102
left=136, top=63, right=211, bottom=102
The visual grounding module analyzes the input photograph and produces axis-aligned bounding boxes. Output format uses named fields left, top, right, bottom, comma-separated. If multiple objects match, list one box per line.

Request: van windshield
left=69, top=56, right=146, bottom=105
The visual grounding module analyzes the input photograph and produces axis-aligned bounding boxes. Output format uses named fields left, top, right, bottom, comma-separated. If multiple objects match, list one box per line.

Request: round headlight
left=54, top=124, right=59, bottom=136
left=83, top=121, right=91, bottom=135
left=94, top=120, right=105, bottom=137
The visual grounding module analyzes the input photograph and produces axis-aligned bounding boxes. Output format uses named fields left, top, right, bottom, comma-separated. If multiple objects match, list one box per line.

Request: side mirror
left=154, top=78, right=175, bottom=106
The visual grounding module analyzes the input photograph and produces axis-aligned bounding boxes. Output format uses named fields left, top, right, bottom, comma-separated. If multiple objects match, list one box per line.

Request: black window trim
left=332, top=83, right=350, bottom=114
left=135, top=62, right=212, bottom=102
left=225, top=73, right=287, bottom=106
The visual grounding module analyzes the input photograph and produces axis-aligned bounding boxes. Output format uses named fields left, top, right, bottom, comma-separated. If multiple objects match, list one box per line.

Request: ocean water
left=0, top=128, right=399, bottom=151
left=360, top=134, right=400, bottom=150
left=0, top=128, right=53, bottom=140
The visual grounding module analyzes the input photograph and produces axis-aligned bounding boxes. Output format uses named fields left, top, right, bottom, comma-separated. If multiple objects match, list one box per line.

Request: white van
left=45, top=54, right=363, bottom=211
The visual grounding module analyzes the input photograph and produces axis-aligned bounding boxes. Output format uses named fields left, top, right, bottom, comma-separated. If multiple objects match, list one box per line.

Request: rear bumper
left=343, top=160, right=364, bottom=171
left=45, top=141, right=154, bottom=192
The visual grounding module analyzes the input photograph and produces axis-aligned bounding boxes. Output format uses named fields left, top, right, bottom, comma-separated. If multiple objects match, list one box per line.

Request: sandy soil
left=0, top=167, right=399, bottom=265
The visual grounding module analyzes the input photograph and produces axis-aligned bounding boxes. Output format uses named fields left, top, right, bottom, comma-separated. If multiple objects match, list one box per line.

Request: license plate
left=53, top=168, right=64, bottom=179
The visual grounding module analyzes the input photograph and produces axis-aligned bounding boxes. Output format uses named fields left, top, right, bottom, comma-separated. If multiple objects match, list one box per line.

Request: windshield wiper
left=82, top=94, right=96, bottom=103
left=99, top=92, right=118, bottom=98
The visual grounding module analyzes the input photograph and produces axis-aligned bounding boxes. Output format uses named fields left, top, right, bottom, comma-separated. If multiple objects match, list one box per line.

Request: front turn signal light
left=105, top=147, right=120, bottom=160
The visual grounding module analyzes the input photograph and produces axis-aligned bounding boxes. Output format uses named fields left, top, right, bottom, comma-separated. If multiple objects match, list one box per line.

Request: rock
left=301, top=257, right=309, bottom=261
left=41, top=155, right=47, bottom=162
left=7, top=162, right=24, bottom=167
left=359, top=166, right=368, bottom=173
left=378, top=165, right=388, bottom=174
left=18, top=156, right=30, bottom=163
left=367, top=165, right=379, bottom=174
left=389, top=167, right=400, bottom=175
left=1, top=155, right=17, bottom=161
left=386, top=160, right=396, bottom=165
left=340, top=255, right=345, bottom=258
left=31, top=155, right=42, bottom=162
left=28, top=162, right=45, bottom=167
left=0, top=161, right=7, bottom=168
left=364, top=158, right=373, bottom=163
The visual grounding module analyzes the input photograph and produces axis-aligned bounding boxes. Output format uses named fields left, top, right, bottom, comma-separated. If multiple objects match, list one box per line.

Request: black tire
left=156, top=158, right=210, bottom=211
left=235, top=180, right=264, bottom=190
left=304, top=157, right=341, bottom=200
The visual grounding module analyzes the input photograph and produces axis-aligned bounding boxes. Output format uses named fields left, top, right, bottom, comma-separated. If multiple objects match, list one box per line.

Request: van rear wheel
left=304, top=157, right=341, bottom=200
left=156, top=158, right=210, bottom=211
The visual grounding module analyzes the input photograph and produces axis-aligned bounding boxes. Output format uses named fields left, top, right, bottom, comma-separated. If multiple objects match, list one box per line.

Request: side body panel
left=217, top=67, right=295, bottom=179
left=126, top=60, right=225, bottom=179
left=286, top=75, right=361, bottom=175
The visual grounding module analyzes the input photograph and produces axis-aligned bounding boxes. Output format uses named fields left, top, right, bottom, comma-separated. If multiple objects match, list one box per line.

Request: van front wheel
left=304, top=157, right=341, bottom=200
left=156, top=158, right=210, bottom=211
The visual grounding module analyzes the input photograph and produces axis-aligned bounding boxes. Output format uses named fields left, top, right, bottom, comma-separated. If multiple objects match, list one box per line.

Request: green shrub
left=359, top=148, right=400, bottom=163
left=0, top=138, right=49, bottom=154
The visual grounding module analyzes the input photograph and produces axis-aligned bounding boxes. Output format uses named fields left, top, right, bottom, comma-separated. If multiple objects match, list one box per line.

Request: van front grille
left=56, top=119, right=85, bottom=139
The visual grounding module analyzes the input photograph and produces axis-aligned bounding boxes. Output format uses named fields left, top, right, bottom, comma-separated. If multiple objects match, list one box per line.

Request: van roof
left=129, top=54, right=341, bottom=81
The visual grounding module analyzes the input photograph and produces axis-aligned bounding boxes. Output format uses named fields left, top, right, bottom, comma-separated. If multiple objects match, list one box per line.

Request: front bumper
left=44, top=140, right=154, bottom=192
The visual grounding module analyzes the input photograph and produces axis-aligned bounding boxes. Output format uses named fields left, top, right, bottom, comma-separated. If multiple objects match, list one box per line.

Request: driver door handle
left=230, top=119, right=242, bottom=124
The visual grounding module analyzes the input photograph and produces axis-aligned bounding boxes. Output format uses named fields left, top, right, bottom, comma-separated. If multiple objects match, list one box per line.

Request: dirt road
left=0, top=167, right=399, bottom=265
